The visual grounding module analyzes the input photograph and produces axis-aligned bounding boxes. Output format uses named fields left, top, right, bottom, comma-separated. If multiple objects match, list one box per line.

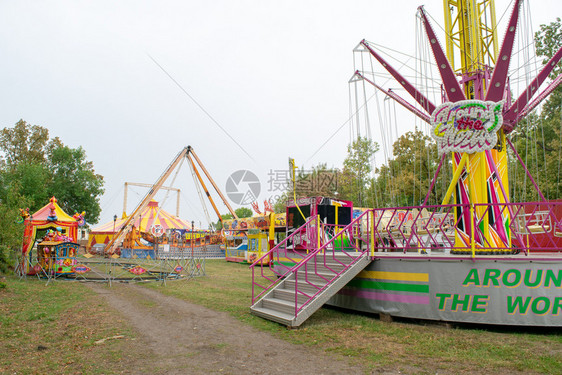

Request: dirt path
left=87, top=283, right=368, bottom=375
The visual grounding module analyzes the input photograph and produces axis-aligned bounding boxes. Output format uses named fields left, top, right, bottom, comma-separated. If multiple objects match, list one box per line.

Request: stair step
left=284, top=278, right=327, bottom=294
left=273, top=288, right=311, bottom=304
left=250, top=306, right=294, bottom=326
left=252, top=252, right=372, bottom=327
left=296, top=262, right=346, bottom=273
left=262, top=296, right=303, bottom=315
left=295, top=270, right=336, bottom=284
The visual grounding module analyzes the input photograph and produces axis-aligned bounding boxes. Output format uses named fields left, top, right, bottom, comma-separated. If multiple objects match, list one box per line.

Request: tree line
left=0, top=120, right=104, bottom=272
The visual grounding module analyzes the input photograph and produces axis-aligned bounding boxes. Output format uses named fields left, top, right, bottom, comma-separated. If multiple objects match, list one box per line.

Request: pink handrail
left=251, top=201, right=562, bottom=317
left=250, top=216, right=318, bottom=303
left=291, top=210, right=372, bottom=316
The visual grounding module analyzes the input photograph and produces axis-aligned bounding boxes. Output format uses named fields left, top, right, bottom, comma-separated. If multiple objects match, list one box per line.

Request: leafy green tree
left=0, top=119, right=49, bottom=167
left=46, top=144, right=105, bottom=223
left=0, top=190, right=32, bottom=274
left=0, top=120, right=105, bottom=223
left=372, top=130, right=443, bottom=207
left=235, top=207, right=253, bottom=218
left=535, top=18, right=562, bottom=79
left=0, top=162, right=50, bottom=209
left=338, top=136, right=378, bottom=207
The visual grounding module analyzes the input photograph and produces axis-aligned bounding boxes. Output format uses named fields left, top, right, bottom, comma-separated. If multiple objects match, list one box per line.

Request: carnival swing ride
left=250, top=0, right=562, bottom=327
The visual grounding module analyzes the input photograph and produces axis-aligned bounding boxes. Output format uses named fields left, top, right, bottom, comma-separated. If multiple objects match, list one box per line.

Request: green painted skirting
left=346, top=279, right=429, bottom=293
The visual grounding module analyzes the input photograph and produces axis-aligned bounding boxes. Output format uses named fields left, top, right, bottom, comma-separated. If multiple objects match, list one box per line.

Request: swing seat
left=412, top=210, right=449, bottom=235
left=553, top=221, right=562, bottom=237
left=514, top=211, right=552, bottom=234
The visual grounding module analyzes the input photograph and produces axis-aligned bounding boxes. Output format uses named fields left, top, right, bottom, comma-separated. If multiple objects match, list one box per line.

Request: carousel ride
left=17, top=196, right=84, bottom=282
left=250, top=0, right=562, bottom=327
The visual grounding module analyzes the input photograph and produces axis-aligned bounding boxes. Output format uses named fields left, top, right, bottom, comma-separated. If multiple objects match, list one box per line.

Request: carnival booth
left=20, top=196, right=84, bottom=275
left=223, top=213, right=286, bottom=264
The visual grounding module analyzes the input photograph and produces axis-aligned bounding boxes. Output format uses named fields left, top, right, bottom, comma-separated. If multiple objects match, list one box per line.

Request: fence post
left=317, top=215, right=321, bottom=252
left=370, top=210, right=375, bottom=257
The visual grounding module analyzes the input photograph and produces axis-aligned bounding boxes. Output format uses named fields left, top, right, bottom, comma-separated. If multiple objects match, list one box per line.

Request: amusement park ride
left=18, top=146, right=236, bottom=282
left=250, top=0, right=562, bottom=327
left=104, top=145, right=238, bottom=256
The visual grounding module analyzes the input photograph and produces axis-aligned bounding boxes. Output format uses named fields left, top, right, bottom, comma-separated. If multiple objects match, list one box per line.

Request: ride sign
left=151, top=224, right=164, bottom=237
left=430, top=99, right=504, bottom=155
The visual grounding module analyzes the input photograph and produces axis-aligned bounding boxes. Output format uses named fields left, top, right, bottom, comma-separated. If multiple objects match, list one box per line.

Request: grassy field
left=0, top=277, right=136, bottom=375
left=1, top=260, right=561, bottom=374
left=149, top=260, right=562, bottom=374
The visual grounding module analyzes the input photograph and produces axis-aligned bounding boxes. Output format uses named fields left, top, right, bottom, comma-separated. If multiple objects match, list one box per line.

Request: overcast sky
left=1, top=0, right=559, bottom=228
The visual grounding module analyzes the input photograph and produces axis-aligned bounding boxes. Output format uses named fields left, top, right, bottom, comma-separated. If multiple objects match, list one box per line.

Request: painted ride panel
left=37, top=241, right=79, bottom=275
left=224, top=233, right=248, bottom=263
left=223, top=213, right=287, bottom=264
left=328, top=255, right=562, bottom=326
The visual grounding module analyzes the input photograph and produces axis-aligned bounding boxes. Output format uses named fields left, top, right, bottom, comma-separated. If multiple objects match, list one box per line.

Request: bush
left=0, top=245, right=15, bottom=275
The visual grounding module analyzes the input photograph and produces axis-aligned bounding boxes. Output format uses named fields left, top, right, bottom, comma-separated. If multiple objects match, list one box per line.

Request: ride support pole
left=470, top=203, right=476, bottom=258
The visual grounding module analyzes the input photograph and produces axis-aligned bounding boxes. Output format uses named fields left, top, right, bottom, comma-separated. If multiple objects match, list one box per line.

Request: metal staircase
left=250, top=211, right=373, bottom=327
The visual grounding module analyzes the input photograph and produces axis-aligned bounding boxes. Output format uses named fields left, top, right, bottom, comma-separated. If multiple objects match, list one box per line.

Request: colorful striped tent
left=87, top=200, right=194, bottom=249
left=21, top=196, right=80, bottom=261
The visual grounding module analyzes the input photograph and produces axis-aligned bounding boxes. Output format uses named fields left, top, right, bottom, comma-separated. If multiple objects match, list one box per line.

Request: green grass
left=0, top=277, right=136, bottom=375
left=2, top=261, right=561, bottom=374
left=147, top=260, right=562, bottom=374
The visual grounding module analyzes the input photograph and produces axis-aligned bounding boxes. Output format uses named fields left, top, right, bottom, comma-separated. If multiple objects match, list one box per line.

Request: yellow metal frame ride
left=443, top=0, right=511, bottom=254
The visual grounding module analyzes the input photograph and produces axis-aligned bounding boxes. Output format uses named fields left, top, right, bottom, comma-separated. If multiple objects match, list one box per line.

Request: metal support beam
left=187, top=146, right=238, bottom=219
left=105, top=147, right=189, bottom=254
left=419, top=6, right=466, bottom=102
left=360, top=40, right=436, bottom=114
left=485, top=0, right=522, bottom=101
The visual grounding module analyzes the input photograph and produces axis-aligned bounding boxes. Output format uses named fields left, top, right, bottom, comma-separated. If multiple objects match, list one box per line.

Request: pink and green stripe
left=339, top=270, right=430, bottom=305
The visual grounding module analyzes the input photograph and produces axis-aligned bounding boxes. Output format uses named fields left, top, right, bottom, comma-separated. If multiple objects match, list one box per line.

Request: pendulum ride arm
left=515, top=74, right=562, bottom=123
left=503, top=46, right=562, bottom=133
left=418, top=6, right=466, bottom=103
left=187, top=157, right=213, bottom=225
left=353, top=71, right=431, bottom=123
left=187, top=146, right=238, bottom=220
left=105, top=147, right=190, bottom=254
left=186, top=152, right=235, bottom=225
left=360, top=39, right=436, bottom=114
left=495, top=0, right=562, bottom=132
left=485, top=0, right=522, bottom=102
